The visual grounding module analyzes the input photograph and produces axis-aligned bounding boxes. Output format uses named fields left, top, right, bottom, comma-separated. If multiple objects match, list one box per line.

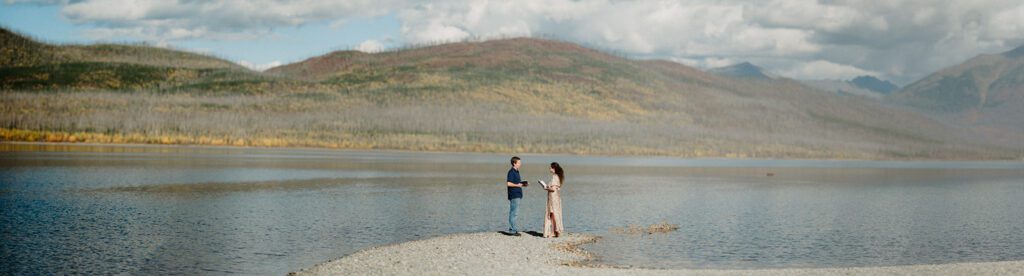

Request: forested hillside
left=2, top=27, right=1020, bottom=159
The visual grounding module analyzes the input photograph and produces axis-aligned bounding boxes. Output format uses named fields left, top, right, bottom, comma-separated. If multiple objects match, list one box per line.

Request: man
left=506, top=156, right=527, bottom=236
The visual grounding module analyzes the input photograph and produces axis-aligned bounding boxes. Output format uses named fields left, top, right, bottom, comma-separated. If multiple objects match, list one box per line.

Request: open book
left=537, top=180, right=548, bottom=189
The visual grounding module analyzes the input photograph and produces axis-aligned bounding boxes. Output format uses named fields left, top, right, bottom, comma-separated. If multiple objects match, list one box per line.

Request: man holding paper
left=505, top=156, right=527, bottom=236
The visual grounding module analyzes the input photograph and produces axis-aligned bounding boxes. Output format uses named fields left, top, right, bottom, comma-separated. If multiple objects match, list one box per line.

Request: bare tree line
left=1, top=89, right=1018, bottom=160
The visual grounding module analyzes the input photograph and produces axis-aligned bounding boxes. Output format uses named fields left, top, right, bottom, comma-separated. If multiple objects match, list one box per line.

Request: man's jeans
left=508, top=197, right=521, bottom=233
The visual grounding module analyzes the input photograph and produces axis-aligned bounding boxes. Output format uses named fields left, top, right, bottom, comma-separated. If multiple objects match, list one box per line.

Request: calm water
left=2, top=143, right=1024, bottom=274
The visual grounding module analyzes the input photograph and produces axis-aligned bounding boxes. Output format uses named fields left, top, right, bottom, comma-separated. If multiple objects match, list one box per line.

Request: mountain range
left=889, top=45, right=1024, bottom=134
left=1, top=27, right=1021, bottom=159
left=709, top=62, right=774, bottom=80
left=803, top=75, right=898, bottom=100
left=852, top=76, right=898, bottom=94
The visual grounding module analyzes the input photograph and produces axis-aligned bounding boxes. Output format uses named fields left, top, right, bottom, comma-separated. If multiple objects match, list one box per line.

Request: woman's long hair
left=550, top=162, right=565, bottom=185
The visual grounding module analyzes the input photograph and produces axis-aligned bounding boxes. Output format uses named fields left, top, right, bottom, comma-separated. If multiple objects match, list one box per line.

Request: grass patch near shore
left=552, top=234, right=605, bottom=268
left=610, top=221, right=680, bottom=235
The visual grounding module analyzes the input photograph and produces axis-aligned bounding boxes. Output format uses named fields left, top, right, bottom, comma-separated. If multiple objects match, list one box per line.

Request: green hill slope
left=0, top=27, right=281, bottom=92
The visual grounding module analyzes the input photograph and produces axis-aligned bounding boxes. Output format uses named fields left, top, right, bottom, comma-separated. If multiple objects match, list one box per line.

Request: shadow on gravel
left=497, top=230, right=544, bottom=237
left=524, top=231, right=544, bottom=237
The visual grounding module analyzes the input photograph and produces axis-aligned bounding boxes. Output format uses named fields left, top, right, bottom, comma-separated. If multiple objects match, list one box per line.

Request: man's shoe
left=512, top=232, right=521, bottom=236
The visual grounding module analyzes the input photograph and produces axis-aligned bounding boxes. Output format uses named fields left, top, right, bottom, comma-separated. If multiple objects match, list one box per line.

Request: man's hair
left=511, top=156, right=520, bottom=166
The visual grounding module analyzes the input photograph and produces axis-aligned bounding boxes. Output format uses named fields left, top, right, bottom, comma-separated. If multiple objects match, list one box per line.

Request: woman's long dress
left=543, top=175, right=564, bottom=238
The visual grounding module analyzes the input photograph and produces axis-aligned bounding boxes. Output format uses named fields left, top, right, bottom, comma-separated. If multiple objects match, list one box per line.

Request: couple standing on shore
left=505, top=156, right=565, bottom=238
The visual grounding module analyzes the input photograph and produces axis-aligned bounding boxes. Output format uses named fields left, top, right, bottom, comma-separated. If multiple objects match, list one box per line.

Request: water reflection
left=2, top=143, right=1024, bottom=274
left=582, top=175, right=1024, bottom=269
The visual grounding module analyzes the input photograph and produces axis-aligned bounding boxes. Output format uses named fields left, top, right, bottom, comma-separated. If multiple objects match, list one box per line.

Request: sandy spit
left=291, top=232, right=1024, bottom=275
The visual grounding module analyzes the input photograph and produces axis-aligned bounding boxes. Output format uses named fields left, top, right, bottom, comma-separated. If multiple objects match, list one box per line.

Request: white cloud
left=389, top=0, right=1024, bottom=83
left=403, top=21, right=470, bottom=44
left=237, top=60, right=282, bottom=71
left=732, top=27, right=820, bottom=56
left=668, top=57, right=701, bottom=67
left=62, top=0, right=156, bottom=21
left=355, top=39, right=385, bottom=53
left=702, top=57, right=738, bottom=69
left=781, top=60, right=880, bottom=80
left=5, top=0, right=69, bottom=4
left=13, top=0, right=1024, bottom=84
left=56, top=0, right=394, bottom=41
left=986, top=5, right=1024, bottom=41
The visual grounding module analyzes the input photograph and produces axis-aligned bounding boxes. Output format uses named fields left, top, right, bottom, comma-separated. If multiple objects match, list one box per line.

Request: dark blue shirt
left=506, top=167, right=522, bottom=200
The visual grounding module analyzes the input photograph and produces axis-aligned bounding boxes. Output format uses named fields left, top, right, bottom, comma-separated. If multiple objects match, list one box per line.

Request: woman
left=543, top=162, right=565, bottom=238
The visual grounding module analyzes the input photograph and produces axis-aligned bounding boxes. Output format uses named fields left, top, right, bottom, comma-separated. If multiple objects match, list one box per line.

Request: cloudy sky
left=3, top=0, right=1023, bottom=84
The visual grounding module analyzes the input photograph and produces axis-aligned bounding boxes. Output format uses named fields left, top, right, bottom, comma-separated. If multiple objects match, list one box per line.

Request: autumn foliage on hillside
left=2, top=27, right=1021, bottom=159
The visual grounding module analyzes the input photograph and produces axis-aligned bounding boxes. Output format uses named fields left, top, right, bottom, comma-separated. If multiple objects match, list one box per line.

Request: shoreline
left=3, top=140, right=1023, bottom=163
left=292, top=232, right=1024, bottom=275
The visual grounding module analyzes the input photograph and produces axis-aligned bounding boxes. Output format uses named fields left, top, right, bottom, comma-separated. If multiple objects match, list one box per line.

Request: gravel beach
left=291, top=232, right=1024, bottom=275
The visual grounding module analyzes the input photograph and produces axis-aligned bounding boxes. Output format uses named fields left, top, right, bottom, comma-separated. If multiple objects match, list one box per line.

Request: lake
left=3, top=143, right=1024, bottom=275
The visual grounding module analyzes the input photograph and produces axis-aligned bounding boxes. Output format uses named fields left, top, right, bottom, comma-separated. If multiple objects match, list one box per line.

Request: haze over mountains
left=1, top=27, right=1022, bottom=159
left=712, top=62, right=900, bottom=100
left=803, top=75, right=898, bottom=100
left=890, top=45, right=1024, bottom=133
left=852, top=76, right=898, bottom=94
left=709, top=62, right=775, bottom=80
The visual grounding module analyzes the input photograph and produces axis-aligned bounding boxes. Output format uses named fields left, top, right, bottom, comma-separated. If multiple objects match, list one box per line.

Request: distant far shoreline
left=3, top=134, right=1023, bottom=162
